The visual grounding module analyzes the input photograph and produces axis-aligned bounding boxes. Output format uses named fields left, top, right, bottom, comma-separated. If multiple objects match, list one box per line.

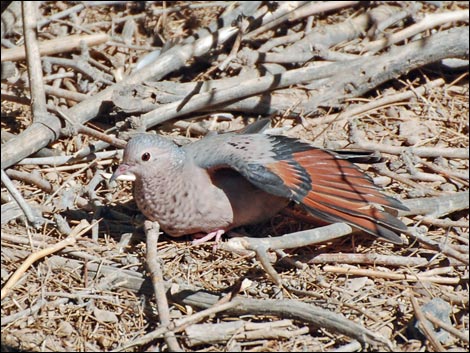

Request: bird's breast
left=133, top=168, right=234, bottom=236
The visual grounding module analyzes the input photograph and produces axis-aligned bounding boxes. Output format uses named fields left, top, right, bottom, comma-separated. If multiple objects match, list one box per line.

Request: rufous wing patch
left=264, top=146, right=406, bottom=243
left=265, top=159, right=310, bottom=199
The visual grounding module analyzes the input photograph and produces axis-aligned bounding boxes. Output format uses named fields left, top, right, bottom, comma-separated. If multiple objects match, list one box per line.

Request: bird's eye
left=141, top=152, right=151, bottom=161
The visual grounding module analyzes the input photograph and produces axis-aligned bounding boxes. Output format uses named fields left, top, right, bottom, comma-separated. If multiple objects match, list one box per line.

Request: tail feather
left=302, top=201, right=405, bottom=244
left=304, top=193, right=407, bottom=232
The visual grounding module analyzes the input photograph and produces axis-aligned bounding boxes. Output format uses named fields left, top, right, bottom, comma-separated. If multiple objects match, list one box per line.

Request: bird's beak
left=110, top=163, right=131, bottom=183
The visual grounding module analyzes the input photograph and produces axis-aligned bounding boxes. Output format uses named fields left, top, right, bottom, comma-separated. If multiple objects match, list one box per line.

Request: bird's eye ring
left=141, top=152, right=151, bottom=161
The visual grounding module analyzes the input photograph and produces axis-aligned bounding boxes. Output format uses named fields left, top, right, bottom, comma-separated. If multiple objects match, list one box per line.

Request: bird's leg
left=191, top=229, right=225, bottom=246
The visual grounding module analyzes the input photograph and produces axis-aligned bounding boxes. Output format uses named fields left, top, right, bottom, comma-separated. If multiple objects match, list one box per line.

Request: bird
left=110, top=128, right=409, bottom=245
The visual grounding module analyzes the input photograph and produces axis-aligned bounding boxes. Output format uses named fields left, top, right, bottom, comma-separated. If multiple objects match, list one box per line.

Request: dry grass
left=1, top=1, right=468, bottom=352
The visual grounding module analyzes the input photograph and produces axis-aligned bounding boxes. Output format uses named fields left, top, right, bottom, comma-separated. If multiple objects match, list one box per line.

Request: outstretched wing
left=185, top=133, right=408, bottom=244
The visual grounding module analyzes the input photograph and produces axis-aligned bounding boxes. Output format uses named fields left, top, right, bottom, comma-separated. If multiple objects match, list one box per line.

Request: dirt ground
left=1, top=2, right=469, bottom=352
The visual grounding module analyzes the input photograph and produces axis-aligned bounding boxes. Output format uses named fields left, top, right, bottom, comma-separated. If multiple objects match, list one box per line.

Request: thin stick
left=323, top=266, right=461, bottom=285
left=57, top=109, right=127, bottom=148
left=365, top=10, right=469, bottom=52
left=1, top=33, right=109, bottom=62
left=144, top=221, right=181, bottom=351
left=114, top=300, right=239, bottom=351
left=424, top=312, right=469, bottom=343
left=22, top=2, right=48, bottom=120
left=289, top=78, right=445, bottom=133
left=410, top=295, right=445, bottom=351
left=1, top=220, right=95, bottom=300
left=1, top=169, right=42, bottom=226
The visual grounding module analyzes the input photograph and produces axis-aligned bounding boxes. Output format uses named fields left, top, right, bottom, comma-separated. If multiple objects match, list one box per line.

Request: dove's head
left=110, top=134, right=184, bottom=182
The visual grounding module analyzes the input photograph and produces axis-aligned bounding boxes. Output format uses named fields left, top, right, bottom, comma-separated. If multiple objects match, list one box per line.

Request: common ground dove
left=111, top=129, right=409, bottom=244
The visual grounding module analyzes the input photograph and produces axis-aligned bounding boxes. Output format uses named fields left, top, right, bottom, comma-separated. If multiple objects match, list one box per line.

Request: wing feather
left=186, top=133, right=408, bottom=243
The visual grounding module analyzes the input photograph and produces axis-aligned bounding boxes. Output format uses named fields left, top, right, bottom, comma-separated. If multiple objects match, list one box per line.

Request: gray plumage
left=111, top=132, right=409, bottom=244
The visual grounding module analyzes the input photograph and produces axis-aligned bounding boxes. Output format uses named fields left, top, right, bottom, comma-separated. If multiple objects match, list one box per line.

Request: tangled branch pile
left=1, top=1, right=468, bottom=352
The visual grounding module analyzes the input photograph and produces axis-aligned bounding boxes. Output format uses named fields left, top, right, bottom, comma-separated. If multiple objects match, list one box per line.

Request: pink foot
left=192, top=229, right=225, bottom=247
